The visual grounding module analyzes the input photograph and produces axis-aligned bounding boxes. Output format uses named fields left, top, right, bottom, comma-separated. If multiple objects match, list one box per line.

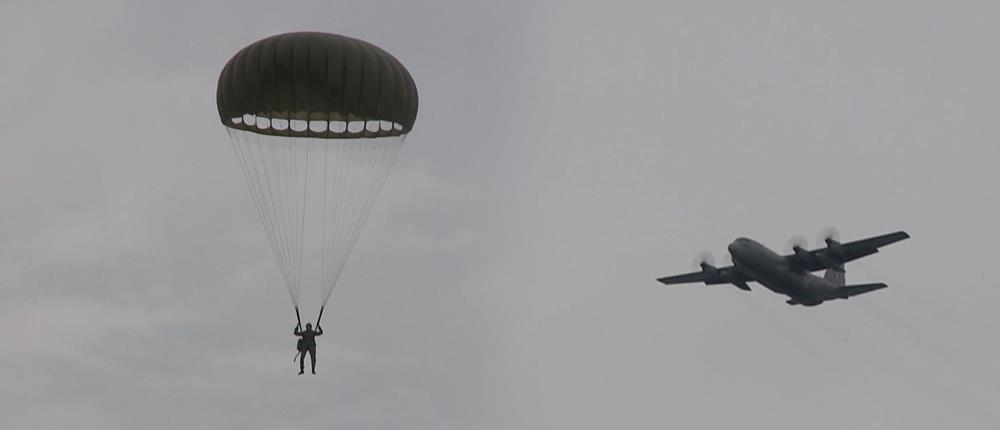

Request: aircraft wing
left=656, top=265, right=754, bottom=290
left=791, top=230, right=910, bottom=271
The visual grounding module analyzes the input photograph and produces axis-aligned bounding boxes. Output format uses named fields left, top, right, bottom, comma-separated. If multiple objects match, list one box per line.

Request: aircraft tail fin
left=836, top=283, right=888, bottom=299
left=823, top=267, right=845, bottom=287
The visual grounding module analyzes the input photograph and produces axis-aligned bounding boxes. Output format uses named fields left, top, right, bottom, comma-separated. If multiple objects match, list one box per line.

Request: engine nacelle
left=719, top=267, right=751, bottom=291
left=792, top=245, right=812, bottom=262
left=825, top=238, right=844, bottom=255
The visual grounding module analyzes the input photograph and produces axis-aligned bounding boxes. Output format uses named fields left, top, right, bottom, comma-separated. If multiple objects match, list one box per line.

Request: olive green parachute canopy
left=217, top=32, right=418, bottom=138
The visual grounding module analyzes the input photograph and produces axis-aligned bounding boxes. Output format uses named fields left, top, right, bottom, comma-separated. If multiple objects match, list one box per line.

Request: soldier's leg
left=309, top=347, right=317, bottom=373
left=299, top=350, right=306, bottom=374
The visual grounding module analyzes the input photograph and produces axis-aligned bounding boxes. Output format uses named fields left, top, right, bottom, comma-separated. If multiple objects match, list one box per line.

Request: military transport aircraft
left=656, top=231, right=910, bottom=306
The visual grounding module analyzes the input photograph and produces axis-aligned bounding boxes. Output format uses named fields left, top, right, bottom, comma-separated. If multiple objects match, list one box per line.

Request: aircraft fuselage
left=727, top=237, right=835, bottom=306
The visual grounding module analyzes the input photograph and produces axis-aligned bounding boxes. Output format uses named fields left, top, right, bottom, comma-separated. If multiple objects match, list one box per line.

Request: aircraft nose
left=728, top=237, right=751, bottom=254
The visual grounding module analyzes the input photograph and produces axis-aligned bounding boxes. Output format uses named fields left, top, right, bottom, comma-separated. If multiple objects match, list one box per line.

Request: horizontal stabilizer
left=836, top=283, right=888, bottom=299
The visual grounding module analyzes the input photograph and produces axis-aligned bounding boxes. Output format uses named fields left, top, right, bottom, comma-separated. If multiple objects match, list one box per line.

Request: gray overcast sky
left=3, top=0, right=1000, bottom=428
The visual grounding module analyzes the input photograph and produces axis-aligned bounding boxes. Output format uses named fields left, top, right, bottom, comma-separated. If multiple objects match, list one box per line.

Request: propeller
left=692, top=251, right=717, bottom=271
left=784, top=234, right=814, bottom=270
left=693, top=251, right=749, bottom=291
left=817, top=227, right=841, bottom=247
left=815, top=227, right=845, bottom=269
left=784, top=234, right=809, bottom=253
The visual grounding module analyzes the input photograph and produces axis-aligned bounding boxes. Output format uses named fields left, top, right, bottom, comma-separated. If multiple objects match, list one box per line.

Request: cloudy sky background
left=2, top=0, right=999, bottom=428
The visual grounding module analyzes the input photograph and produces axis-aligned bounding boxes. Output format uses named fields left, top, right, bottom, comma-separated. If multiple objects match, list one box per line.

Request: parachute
left=217, top=32, right=418, bottom=325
